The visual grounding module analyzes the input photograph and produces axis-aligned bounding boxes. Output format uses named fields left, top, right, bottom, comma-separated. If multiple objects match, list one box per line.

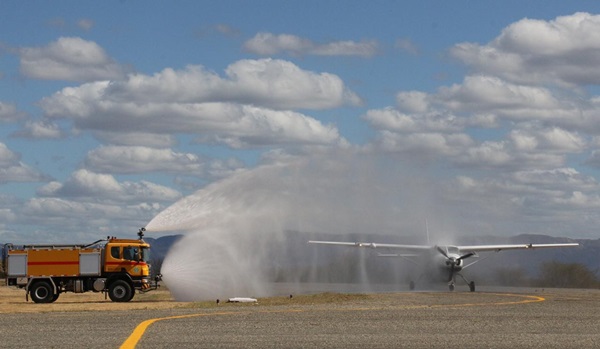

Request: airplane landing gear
left=451, top=273, right=476, bottom=292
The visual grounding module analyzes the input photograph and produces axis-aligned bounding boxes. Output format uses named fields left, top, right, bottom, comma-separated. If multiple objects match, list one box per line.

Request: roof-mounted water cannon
left=138, top=227, right=146, bottom=239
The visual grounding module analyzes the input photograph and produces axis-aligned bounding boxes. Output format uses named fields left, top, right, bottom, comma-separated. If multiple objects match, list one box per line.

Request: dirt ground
left=0, top=280, right=372, bottom=314
left=0, top=280, right=192, bottom=313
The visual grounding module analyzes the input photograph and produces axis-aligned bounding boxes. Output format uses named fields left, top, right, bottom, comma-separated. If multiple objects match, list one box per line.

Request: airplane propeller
left=435, top=246, right=476, bottom=281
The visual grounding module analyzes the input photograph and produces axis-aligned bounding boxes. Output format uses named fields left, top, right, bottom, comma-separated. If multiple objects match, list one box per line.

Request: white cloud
left=19, top=37, right=129, bottom=82
left=310, top=40, right=379, bottom=57
left=0, top=101, right=27, bottom=122
left=8, top=168, right=183, bottom=242
left=365, top=98, right=582, bottom=170
left=451, top=12, right=600, bottom=86
left=0, top=144, right=20, bottom=168
left=509, top=127, right=585, bottom=153
left=375, top=130, right=473, bottom=157
left=77, top=19, right=94, bottom=31
left=391, top=76, right=587, bottom=131
left=364, top=107, right=465, bottom=133
left=37, top=169, right=181, bottom=203
left=244, top=32, right=379, bottom=57
left=512, top=168, right=597, bottom=191
left=37, top=58, right=359, bottom=148
left=0, top=142, right=49, bottom=183
left=436, top=75, right=562, bottom=116
left=395, top=91, right=429, bottom=113
left=244, top=33, right=312, bottom=56
left=104, top=59, right=362, bottom=109
left=13, top=120, right=64, bottom=139
left=446, top=166, right=600, bottom=234
left=553, top=191, right=600, bottom=208
left=395, top=38, right=420, bottom=55
left=94, top=131, right=176, bottom=148
left=195, top=24, right=241, bottom=39
left=456, top=139, right=566, bottom=170
left=214, top=24, right=240, bottom=36
left=584, top=150, right=600, bottom=168
left=85, top=145, right=215, bottom=176
left=19, top=197, right=164, bottom=241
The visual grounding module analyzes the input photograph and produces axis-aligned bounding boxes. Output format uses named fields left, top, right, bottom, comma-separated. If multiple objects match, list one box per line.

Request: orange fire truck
left=2, top=228, right=161, bottom=303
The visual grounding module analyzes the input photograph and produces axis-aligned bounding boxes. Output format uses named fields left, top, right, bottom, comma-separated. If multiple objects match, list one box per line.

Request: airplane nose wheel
left=448, top=283, right=455, bottom=291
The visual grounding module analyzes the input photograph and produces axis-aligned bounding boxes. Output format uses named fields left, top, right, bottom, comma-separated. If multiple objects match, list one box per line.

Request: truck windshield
left=123, top=246, right=138, bottom=261
left=141, top=247, right=151, bottom=263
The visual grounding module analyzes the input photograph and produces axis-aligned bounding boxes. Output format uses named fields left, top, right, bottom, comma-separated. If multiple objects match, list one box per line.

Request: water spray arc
left=145, top=153, right=445, bottom=301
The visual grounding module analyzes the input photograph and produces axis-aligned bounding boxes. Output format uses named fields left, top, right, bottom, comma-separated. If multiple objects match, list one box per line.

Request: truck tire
left=30, top=281, right=54, bottom=303
left=108, top=280, right=133, bottom=302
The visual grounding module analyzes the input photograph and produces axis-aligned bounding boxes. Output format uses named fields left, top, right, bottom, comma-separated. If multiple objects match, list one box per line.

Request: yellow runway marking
left=119, top=293, right=545, bottom=349
left=120, top=308, right=305, bottom=349
left=119, top=311, right=239, bottom=349
left=428, top=293, right=546, bottom=309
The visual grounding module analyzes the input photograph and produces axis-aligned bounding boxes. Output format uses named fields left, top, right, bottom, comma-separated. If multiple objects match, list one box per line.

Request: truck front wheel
left=108, top=280, right=133, bottom=302
left=30, top=281, right=54, bottom=303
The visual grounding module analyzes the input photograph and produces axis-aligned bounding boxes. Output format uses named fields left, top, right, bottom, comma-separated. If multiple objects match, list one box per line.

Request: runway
left=1, top=287, right=599, bottom=348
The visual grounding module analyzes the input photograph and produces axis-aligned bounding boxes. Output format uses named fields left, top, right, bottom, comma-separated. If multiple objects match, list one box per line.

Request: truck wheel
left=127, top=288, right=135, bottom=302
left=30, top=281, right=54, bottom=303
left=108, top=280, right=133, bottom=302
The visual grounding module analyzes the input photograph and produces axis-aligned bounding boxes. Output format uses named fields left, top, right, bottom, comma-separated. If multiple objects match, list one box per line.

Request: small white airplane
left=308, top=239, right=579, bottom=292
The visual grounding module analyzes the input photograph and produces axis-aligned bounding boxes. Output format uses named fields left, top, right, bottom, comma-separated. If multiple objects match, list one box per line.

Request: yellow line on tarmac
left=120, top=308, right=305, bottom=349
left=119, top=311, right=240, bottom=349
left=119, top=293, right=545, bottom=348
left=427, top=293, right=546, bottom=308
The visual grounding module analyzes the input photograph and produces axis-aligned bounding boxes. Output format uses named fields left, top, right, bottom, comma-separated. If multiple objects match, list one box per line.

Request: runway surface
left=1, top=287, right=599, bottom=348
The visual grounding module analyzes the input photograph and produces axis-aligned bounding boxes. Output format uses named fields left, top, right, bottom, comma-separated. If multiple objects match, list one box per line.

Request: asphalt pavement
left=1, top=288, right=599, bottom=349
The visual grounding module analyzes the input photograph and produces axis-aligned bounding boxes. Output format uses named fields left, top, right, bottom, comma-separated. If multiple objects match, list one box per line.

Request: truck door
left=104, top=245, right=144, bottom=277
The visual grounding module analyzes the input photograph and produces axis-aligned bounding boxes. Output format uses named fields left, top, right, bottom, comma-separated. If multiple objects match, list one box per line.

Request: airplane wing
left=308, top=240, right=431, bottom=252
left=308, top=240, right=579, bottom=253
left=457, top=243, right=579, bottom=253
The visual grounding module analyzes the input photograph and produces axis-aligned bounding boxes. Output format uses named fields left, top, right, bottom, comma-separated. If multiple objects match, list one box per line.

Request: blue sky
left=2, top=1, right=600, bottom=243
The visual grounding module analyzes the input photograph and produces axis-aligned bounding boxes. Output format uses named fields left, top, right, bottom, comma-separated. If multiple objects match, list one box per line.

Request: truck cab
left=2, top=228, right=160, bottom=303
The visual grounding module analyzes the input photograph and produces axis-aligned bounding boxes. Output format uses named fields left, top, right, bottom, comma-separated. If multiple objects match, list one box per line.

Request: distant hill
left=145, top=232, right=597, bottom=285
left=4, top=232, right=594, bottom=286
left=143, top=235, right=182, bottom=262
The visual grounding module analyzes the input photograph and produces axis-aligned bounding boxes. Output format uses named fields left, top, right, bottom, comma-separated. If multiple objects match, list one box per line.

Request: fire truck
left=1, top=228, right=161, bottom=303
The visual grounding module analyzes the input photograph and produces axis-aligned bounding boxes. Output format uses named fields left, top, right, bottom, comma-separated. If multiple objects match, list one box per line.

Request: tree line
left=493, top=261, right=599, bottom=289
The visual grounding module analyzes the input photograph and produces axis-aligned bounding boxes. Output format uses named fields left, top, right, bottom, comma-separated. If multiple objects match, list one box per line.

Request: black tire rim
left=34, top=286, right=49, bottom=300
left=113, top=285, right=127, bottom=299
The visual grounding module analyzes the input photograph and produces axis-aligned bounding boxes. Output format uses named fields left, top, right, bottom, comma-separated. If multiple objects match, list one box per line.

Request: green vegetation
left=493, top=262, right=599, bottom=289
left=536, top=261, right=599, bottom=289
left=493, top=267, right=529, bottom=287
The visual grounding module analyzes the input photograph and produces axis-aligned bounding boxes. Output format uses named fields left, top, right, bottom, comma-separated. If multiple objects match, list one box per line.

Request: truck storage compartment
left=7, top=253, right=27, bottom=276
left=79, top=252, right=101, bottom=276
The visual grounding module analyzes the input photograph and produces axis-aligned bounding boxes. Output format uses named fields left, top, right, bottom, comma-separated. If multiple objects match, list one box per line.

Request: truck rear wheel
left=108, top=280, right=133, bottom=302
left=30, top=281, right=54, bottom=303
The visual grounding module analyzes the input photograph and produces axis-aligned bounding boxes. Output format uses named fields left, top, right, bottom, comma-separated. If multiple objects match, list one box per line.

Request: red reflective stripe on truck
left=27, top=261, right=79, bottom=265
left=105, top=261, right=147, bottom=266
